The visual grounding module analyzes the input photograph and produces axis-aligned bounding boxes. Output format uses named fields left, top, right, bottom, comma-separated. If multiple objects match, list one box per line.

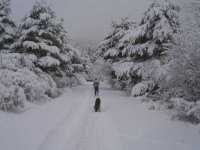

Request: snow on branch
left=112, top=62, right=134, bottom=78
left=38, top=56, right=60, bottom=67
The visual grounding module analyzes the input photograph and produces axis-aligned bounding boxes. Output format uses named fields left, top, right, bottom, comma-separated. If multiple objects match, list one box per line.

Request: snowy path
left=38, top=83, right=123, bottom=150
left=0, top=82, right=200, bottom=150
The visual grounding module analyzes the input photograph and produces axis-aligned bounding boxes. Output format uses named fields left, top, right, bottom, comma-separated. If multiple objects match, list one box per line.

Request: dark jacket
left=93, top=81, right=99, bottom=88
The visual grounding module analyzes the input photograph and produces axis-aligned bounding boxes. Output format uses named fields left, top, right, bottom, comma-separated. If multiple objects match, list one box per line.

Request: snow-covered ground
left=0, top=82, right=199, bottom=150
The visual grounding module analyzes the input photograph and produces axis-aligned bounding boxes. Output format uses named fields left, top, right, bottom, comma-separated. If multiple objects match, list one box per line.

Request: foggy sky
left=10, top=0, right=187, bottom=42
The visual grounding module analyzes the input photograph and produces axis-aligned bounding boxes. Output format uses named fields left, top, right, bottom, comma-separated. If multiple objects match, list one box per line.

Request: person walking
left=93, top=78, right=100, bottom=96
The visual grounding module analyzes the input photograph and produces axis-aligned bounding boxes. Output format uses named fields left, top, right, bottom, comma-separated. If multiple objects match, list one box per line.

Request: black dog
left=94, top=98, right=101, bottom=112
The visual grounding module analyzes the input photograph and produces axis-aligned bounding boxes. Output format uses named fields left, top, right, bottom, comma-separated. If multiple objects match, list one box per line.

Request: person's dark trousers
left=94, top=87, right=99, bottom=96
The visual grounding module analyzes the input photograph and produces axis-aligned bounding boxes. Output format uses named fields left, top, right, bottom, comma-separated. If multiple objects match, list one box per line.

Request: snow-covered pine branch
left=0, top=0, right=16, bottom=52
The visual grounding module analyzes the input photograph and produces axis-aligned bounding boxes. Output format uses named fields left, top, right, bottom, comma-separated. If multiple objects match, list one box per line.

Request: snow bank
left=170, top=98, right=200, bottom=123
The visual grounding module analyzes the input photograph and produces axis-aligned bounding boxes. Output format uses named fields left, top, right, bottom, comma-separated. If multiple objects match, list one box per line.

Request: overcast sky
left=10, top=0, right=187, bottom=42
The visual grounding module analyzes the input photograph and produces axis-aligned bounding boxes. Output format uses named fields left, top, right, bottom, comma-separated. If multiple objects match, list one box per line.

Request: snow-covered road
left=0, top=82, right=200, bottom=150
left=38, top=83, right=123, bottom=150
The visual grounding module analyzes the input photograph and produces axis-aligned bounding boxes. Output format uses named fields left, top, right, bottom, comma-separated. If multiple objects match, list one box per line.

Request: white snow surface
left=0, top=83, right=199, bottom=150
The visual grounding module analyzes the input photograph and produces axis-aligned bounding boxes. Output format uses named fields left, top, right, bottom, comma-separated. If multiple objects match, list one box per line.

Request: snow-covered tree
left=184, top=0, right=200, bottom=48
left=166, top=0, right=200, bottom=101
left=167, top=34, right=200, bottom=101
left=98, top=17, right=137, bottom=61
left=0, top=0, right=64, bottom=111
left=98, top=0, right=180, bottom=92
left=130, top=0, right=179, bottom=96
left=12, top=0, right=73, bottom=75
left=0, top=0, right=16, bottom=51
left=154, top=0, right=200, bottom=123
left=185, top=0, right=200, bottom=28
left=97, top=18, right=137, bottom=86
left=123, top=0, right=180, bottom=60
left=69, top=40, right=96, bottom=81
left=158, top=0, right=200, bottom=102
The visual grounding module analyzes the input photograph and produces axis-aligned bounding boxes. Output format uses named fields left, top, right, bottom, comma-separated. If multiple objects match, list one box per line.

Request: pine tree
left=13, top=0, right=72, bottom=75
left=125, top=0, right=180, bottom=95
left=98, top=17, right=136, bottom=61
left=0, top=0, right=16, bottom=51
left=69, top=41, right=95, bottom=80
left=98, top=0, right=180, bottom=93
left=123, top=0, right=180, bottom=60
left=96, top=18, right=137, bottom=89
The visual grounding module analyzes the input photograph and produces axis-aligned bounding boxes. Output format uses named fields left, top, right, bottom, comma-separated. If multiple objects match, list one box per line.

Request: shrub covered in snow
left=0, top=83, right=25, bottom=111
left=170, top=98, right=200, bottom=123
left=0, top=53, right=59, bottom=110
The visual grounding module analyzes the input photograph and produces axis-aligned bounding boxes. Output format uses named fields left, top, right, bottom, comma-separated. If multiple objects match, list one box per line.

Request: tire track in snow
left=63, top=106, right=124, bottom=150
left=38, top=85, right=91, bottom=150
left=88, top=112, right=124, bottom=150
left=37, top=106, right=74, bottom=150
